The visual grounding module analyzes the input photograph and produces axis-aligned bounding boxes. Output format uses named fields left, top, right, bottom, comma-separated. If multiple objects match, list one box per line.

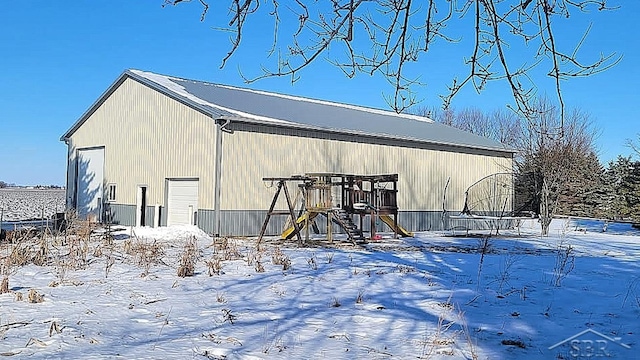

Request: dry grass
left=552, top=240, right=575, bottom=287
left=221, top=308, right=237, bottom=324
left=331, top=297, right=341, bottom=308
left=0, top=276, right=9, bottom=294
left=271, top=247, right=291, bottom=271
left=254, top=254, right=265, bottom=273
left=216, top=291, right=227, bottom=304
left=222, top=240, right=242, bottom=261
left=177, top=237, right=198, bottom=277
left=32, top=237, right=50, bottom=266
left=27, top=289, right=44, bottom=303
left=307, top=254, right=318, bottom=270
left=206, top=255, right=223, bottom=276
left=325, top=252, right=335, bottom=264
left=130, top=238, right=165, bottom=277
left=104, top=252, right=115, bottom=278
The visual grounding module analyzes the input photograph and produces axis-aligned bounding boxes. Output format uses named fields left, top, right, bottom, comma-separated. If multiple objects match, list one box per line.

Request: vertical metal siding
left=220, top=130, right=512, bottom=212
left=211, top=209, right=492, bottom=236
left=67, top=78, right=217, bottom=210
left=108, top=204, right=136, bottom=226
left=145, top=205, right=155, bottom=227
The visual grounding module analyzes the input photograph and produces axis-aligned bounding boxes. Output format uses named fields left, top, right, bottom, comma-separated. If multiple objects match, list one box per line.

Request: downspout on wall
left=213, top=118, right=233, bottom=237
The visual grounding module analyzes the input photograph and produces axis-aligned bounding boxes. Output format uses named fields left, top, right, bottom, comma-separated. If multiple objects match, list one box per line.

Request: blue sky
left=1, top=1, right=638, bottom=185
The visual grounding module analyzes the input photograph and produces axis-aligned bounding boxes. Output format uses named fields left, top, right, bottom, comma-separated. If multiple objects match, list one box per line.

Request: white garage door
left=76, top=148, right=105, bottom=221
left=167, top=179, right=199, bottom=226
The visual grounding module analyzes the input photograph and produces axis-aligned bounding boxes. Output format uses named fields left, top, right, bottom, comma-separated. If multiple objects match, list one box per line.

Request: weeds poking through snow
left=325, top=252, right=334, bottom=264
left=621, top=276, right=640, bottom=309
left=0, top=276, right=8, bottom=294
left=222, top=308, right=237, bottom=324
left=307, top=254, right=318, bottom=270
left=216, top=292, right=227, bottom=304
left=104, top=253, right=115, bottom=279
left=397, top=265, right=416, bottom=274
left=552, top=240, right=575, bottom=287
left=223, top=240, right=242, bottom=261
left=206, top=255, right=223, bottom=276
left=212, top=236, right=230, bottom=254
left=177, top=237, right=198, bottom=277
left=246, top=250, right=256, bottom=267
left=27, top=289, right=44, bottom=303
left=475, top=235, right=491, bottom=291
left=331, top=297, right=341, bottom=307
left=355, top=289, right=365, bottom=304
left=419, top=302, right=456, bottom=358
left=9, top=242, right=32, bottom=268
left=33, top=237, right=49, bottom=266
left=49, top=321, right=62, bottom=337
left=271, top=247, right=291, bottom=270
left=495, top=253, right=518, bottom=294
left=458, top=309, right=479, bottom=360
left=130, top=238, right=165, bottom=277
left=254, top=258, right=265, bottom=273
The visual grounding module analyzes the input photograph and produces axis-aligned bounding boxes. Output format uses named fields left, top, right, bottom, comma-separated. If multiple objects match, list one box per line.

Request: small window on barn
left=107, top=184, right=116, bottom=202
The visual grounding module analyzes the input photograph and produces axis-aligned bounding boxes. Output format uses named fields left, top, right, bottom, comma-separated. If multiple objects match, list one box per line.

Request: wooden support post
left=327, top=211, right=333, bottom=243
left=393, top=180, right=398, bottom=239
left=282, top=181, right=303, bottom=244
left=370, top=212, right=376, bottom=240
left=258, top=181, right=284, bottom=245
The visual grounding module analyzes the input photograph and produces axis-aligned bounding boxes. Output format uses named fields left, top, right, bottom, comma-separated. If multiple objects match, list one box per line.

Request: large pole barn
left=61, top=70, right=514, bottom=237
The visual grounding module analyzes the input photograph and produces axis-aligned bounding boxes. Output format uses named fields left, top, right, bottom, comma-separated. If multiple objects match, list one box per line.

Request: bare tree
left=163, top=0, right=620, bottom=120
left=627, top=135, right=640, bottom=158
left=515, top=98, right=597, bottom=235
left=415, top=106, right=521, bottom=147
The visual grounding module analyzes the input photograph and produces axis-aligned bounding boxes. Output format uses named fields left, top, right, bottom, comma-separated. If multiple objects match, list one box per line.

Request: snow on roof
left=213, top=84, right=435, bottom=123
left=129, top=70, right=296, bottom=126
left=62, top=69, right=514, bottom=153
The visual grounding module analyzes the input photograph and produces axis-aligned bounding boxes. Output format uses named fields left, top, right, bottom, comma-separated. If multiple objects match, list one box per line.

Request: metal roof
left=61, top=69, right=514, bottom=154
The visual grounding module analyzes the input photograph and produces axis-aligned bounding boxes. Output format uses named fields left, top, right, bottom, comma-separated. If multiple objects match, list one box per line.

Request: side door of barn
left=166, top=179, right=199, bottom=226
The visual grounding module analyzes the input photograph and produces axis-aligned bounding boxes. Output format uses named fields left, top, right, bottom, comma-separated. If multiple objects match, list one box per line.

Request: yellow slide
left=379, top=215, right=414, bottom=237
left=282, top=211, right=319, bottom=239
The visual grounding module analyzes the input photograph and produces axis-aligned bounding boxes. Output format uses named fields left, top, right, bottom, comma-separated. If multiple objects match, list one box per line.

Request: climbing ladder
left=333, top=209, right=365, bottom=243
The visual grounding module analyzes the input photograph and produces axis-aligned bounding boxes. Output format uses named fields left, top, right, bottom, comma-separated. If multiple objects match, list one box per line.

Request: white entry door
left=76, top=147, right=105, bottom=222
left=166, top=179, right=199, bottom=226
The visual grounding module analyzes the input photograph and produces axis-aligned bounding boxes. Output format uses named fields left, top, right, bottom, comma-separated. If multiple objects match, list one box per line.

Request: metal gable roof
left=62, top=69, right=514, bottom=154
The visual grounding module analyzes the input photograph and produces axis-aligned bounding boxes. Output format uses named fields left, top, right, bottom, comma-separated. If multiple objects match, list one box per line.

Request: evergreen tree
left=617, top=158, right=640, bottom=221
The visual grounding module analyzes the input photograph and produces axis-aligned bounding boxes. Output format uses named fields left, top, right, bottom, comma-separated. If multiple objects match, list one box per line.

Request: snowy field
left=0, top=189, right=65, bottom=222
left=0, top=220, right=638, bottom=359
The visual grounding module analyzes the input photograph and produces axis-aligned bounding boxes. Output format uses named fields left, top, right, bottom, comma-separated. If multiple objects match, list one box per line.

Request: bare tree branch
left=166, top=0, right=621, bottom=117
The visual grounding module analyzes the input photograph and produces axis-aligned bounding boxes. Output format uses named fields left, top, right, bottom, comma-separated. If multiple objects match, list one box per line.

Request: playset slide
left=281, top=211, right=319, bottom=239
left=379, top=215, right=414, bottom=237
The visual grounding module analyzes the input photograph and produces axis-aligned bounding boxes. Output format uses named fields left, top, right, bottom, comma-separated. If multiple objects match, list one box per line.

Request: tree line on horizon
left=0, top=182, right=63, bottom=189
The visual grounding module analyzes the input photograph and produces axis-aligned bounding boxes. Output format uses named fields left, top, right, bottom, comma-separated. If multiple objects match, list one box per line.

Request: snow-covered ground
left=0, top=189, right=65, bottom=222
left=0, top=220, right=638, bottom=359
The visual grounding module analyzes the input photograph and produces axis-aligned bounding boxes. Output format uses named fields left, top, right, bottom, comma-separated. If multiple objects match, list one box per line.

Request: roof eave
left=215, top=115, right=516, bottom=155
